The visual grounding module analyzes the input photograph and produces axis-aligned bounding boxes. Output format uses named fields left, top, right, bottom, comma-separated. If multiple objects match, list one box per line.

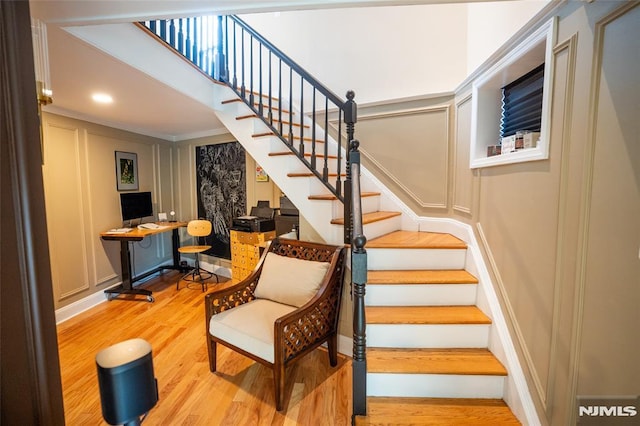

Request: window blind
left=500, top=63, right=545, bottom=138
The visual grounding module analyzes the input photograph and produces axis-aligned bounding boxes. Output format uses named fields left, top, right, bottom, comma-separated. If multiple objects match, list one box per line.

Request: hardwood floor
left=57, top=272, right=352, bottom=425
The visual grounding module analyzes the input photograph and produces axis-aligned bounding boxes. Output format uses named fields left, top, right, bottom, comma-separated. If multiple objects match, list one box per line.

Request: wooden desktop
left=100, top=221, right=188, bottom=302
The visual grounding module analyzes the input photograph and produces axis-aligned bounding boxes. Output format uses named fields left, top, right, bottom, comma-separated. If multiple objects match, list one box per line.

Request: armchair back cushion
left=254, top=252, right=330, bottom=307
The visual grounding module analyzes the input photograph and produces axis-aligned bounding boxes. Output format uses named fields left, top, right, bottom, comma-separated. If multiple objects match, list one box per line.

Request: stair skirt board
left=367, top=324, right=490, bottom=348
left=365, top=284, right=478, bottom=306
left=368, top=249, right=467, bottom=270
left=367, top=373, right=505, bottom=399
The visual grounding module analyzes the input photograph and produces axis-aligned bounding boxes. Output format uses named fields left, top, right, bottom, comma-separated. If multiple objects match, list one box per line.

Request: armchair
left=204, top=238, right=346, bottom=411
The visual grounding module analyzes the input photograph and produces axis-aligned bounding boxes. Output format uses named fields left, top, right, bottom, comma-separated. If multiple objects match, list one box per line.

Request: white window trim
left=470, top=17, right=557, bottom=169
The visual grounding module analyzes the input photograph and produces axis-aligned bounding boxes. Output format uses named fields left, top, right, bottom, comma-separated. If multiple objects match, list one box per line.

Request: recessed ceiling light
left=92, top=93, right=113, bottom=104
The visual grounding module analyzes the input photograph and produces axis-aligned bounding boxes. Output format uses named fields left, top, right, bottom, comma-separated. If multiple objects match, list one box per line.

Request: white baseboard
left=55, top=284, right=112, bottom=324
left=338, top=334, right=353, bottom=357
left=56, top=264, right=232, bottom=325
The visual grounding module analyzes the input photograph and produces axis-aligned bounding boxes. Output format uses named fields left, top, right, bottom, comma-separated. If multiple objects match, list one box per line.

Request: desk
left=100, top=222, right=188, bottom=302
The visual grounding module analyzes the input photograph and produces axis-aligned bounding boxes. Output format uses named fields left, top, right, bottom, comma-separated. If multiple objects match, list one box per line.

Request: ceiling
left=29, top=0, right=490, bottom=142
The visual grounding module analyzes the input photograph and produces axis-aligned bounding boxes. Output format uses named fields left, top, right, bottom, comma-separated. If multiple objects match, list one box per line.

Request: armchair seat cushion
left=209, top=299, right=296, bottom=363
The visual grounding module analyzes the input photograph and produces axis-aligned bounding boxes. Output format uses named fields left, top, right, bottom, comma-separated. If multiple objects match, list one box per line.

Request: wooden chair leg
left=327, top=333, right=338, bottom=367
left=274, top=361, right=285, bottom=411
left=207, top=337, right=217, bottom=372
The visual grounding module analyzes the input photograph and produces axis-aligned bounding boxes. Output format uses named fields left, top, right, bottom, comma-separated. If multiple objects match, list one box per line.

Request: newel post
left=351, top=232, right=368, bottom=422
left=343, top=91, right=357, bottom=244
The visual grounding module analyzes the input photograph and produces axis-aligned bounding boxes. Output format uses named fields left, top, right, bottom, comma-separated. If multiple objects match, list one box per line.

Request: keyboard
left=106, top=228, right=133, bottom=234
left=137, top=223, right=166, bottom=230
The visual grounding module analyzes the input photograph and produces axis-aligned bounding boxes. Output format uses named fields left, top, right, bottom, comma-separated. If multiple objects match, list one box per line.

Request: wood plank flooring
left=57, top=272, right=352, bottom=425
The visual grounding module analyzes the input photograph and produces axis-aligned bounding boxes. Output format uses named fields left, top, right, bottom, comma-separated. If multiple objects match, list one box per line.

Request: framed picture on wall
left=255, top=165, right=269, bottom=182
left=115, top=151, right=139, bottom=191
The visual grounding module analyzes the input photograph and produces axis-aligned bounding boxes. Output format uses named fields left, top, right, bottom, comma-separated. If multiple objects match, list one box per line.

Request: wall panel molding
left=567, top=3, right=639, bottom=424
left=545, top=32, right=578, bottom=419
left=44, top=122, right=91, bottom=300
left=358, top=106, right=450, bottom=210
left=475, top=222, right=547, bottom=408
left=452, top=94, right=473, bottom=216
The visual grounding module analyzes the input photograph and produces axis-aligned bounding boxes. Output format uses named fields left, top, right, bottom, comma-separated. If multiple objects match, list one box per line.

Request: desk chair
left=177, top=220, right=219, bottom=291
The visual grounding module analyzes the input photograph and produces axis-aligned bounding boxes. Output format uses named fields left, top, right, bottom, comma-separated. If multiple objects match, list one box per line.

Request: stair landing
left=367, top=230, right=467, bottom=249
left=355, top=397, right=521, bottom=425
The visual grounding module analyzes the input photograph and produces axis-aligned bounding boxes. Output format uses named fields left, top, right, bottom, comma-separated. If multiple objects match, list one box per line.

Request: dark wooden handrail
left=229, top=16, right=345, bottom=107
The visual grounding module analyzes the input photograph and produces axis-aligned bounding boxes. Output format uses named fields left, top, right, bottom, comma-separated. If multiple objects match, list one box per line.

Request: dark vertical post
left=349, top=140, right=367, bottom=423
left=299, top=78, right=305, bottom=157
left=215, top=15, right=226, bottom=81
left=311, top=88, right=317, bottom=170
left=336, top=111, right=343, bottom=197
left=240, top=29, right=246, bottom=98
left=249, top=35, right=254, bottom=106
left=232, top=20, right=237, bottom=89
left=288, top=68, right=293, bottom=146
left=178, top=19, right=184, bottom=55
left=258, top=42, right=263, bottom=116
left=278, top=59, right=283, bottom=134
left=268, top=52, right=273, bottom=124
left=343, top=91, right=357, bottom=244
left=170, top=19, right=176, bottom=49
left=351, top=233, right=368, bottom=421
left=323, top=97, right=330, bottom=181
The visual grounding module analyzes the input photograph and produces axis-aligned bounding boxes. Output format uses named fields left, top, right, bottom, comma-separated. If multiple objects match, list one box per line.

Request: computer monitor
left=120, top=192, right=153, bottom=222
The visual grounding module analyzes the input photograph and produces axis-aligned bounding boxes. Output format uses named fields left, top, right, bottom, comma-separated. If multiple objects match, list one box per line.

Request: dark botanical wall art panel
left=196, top=142, right=246, bottom=259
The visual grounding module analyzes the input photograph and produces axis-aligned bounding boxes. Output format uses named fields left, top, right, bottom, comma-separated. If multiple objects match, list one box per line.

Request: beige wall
left=42, top=113, right=176, bottom=309
left=356, top=2, right=639, bottom=424
left=43, top=120, right=328, bottom=310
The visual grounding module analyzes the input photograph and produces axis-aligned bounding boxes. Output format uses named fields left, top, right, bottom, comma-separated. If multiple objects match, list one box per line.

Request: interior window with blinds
left=500, top=63, right=545, bottom=138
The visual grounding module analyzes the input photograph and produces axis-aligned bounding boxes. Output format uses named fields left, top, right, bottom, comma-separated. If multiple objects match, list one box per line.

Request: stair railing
left=140, top=14, right=368, bottom=419
left=140, top=15, right=355, bottom=244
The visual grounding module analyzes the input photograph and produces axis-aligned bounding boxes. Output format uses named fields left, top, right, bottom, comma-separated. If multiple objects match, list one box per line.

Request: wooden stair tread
left=368, top=269, right=478, bottom=284
left=308, top=191, right=380, bottom=201
left=236, top=114, right=309, bottom=128
left=331, top=211, right=401, bottom=226
left=368, top=230, right=467, bottom=249
left=355, top=397, right=521, bottom=425
left=269, top=151, right=337, bottom=159
left=287, top=172, right=346, bottom=178
left=252, top=132, right=324, bottom=143
left=221, top=98, right=292, bottom=114
left=366, top=306, right=491, bottom=325
left=367, top=348, right=507, bottom=375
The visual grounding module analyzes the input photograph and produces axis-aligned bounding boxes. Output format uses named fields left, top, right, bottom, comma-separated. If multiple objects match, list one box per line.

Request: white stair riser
left=367, top=373, right=505, bottom=399
left=361, top=216, right=403, bottom=241
left=268, top=137, right=339, bottom=157
left=368, top=248, right=466, bottom=270
left=330, top=195, right=380, bottom=217
left=367, top=324, right=489, bottom=348
left=365, top=284, right=477, bottom=306
left=285, top=154, right=340, bottom=175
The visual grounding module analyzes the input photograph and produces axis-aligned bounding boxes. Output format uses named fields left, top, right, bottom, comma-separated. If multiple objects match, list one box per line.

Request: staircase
left=129, top=16, right=531, bottom=424
left=210, top=85, right=521, bottom=423
left=357, top=231, right=520, bottom=424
